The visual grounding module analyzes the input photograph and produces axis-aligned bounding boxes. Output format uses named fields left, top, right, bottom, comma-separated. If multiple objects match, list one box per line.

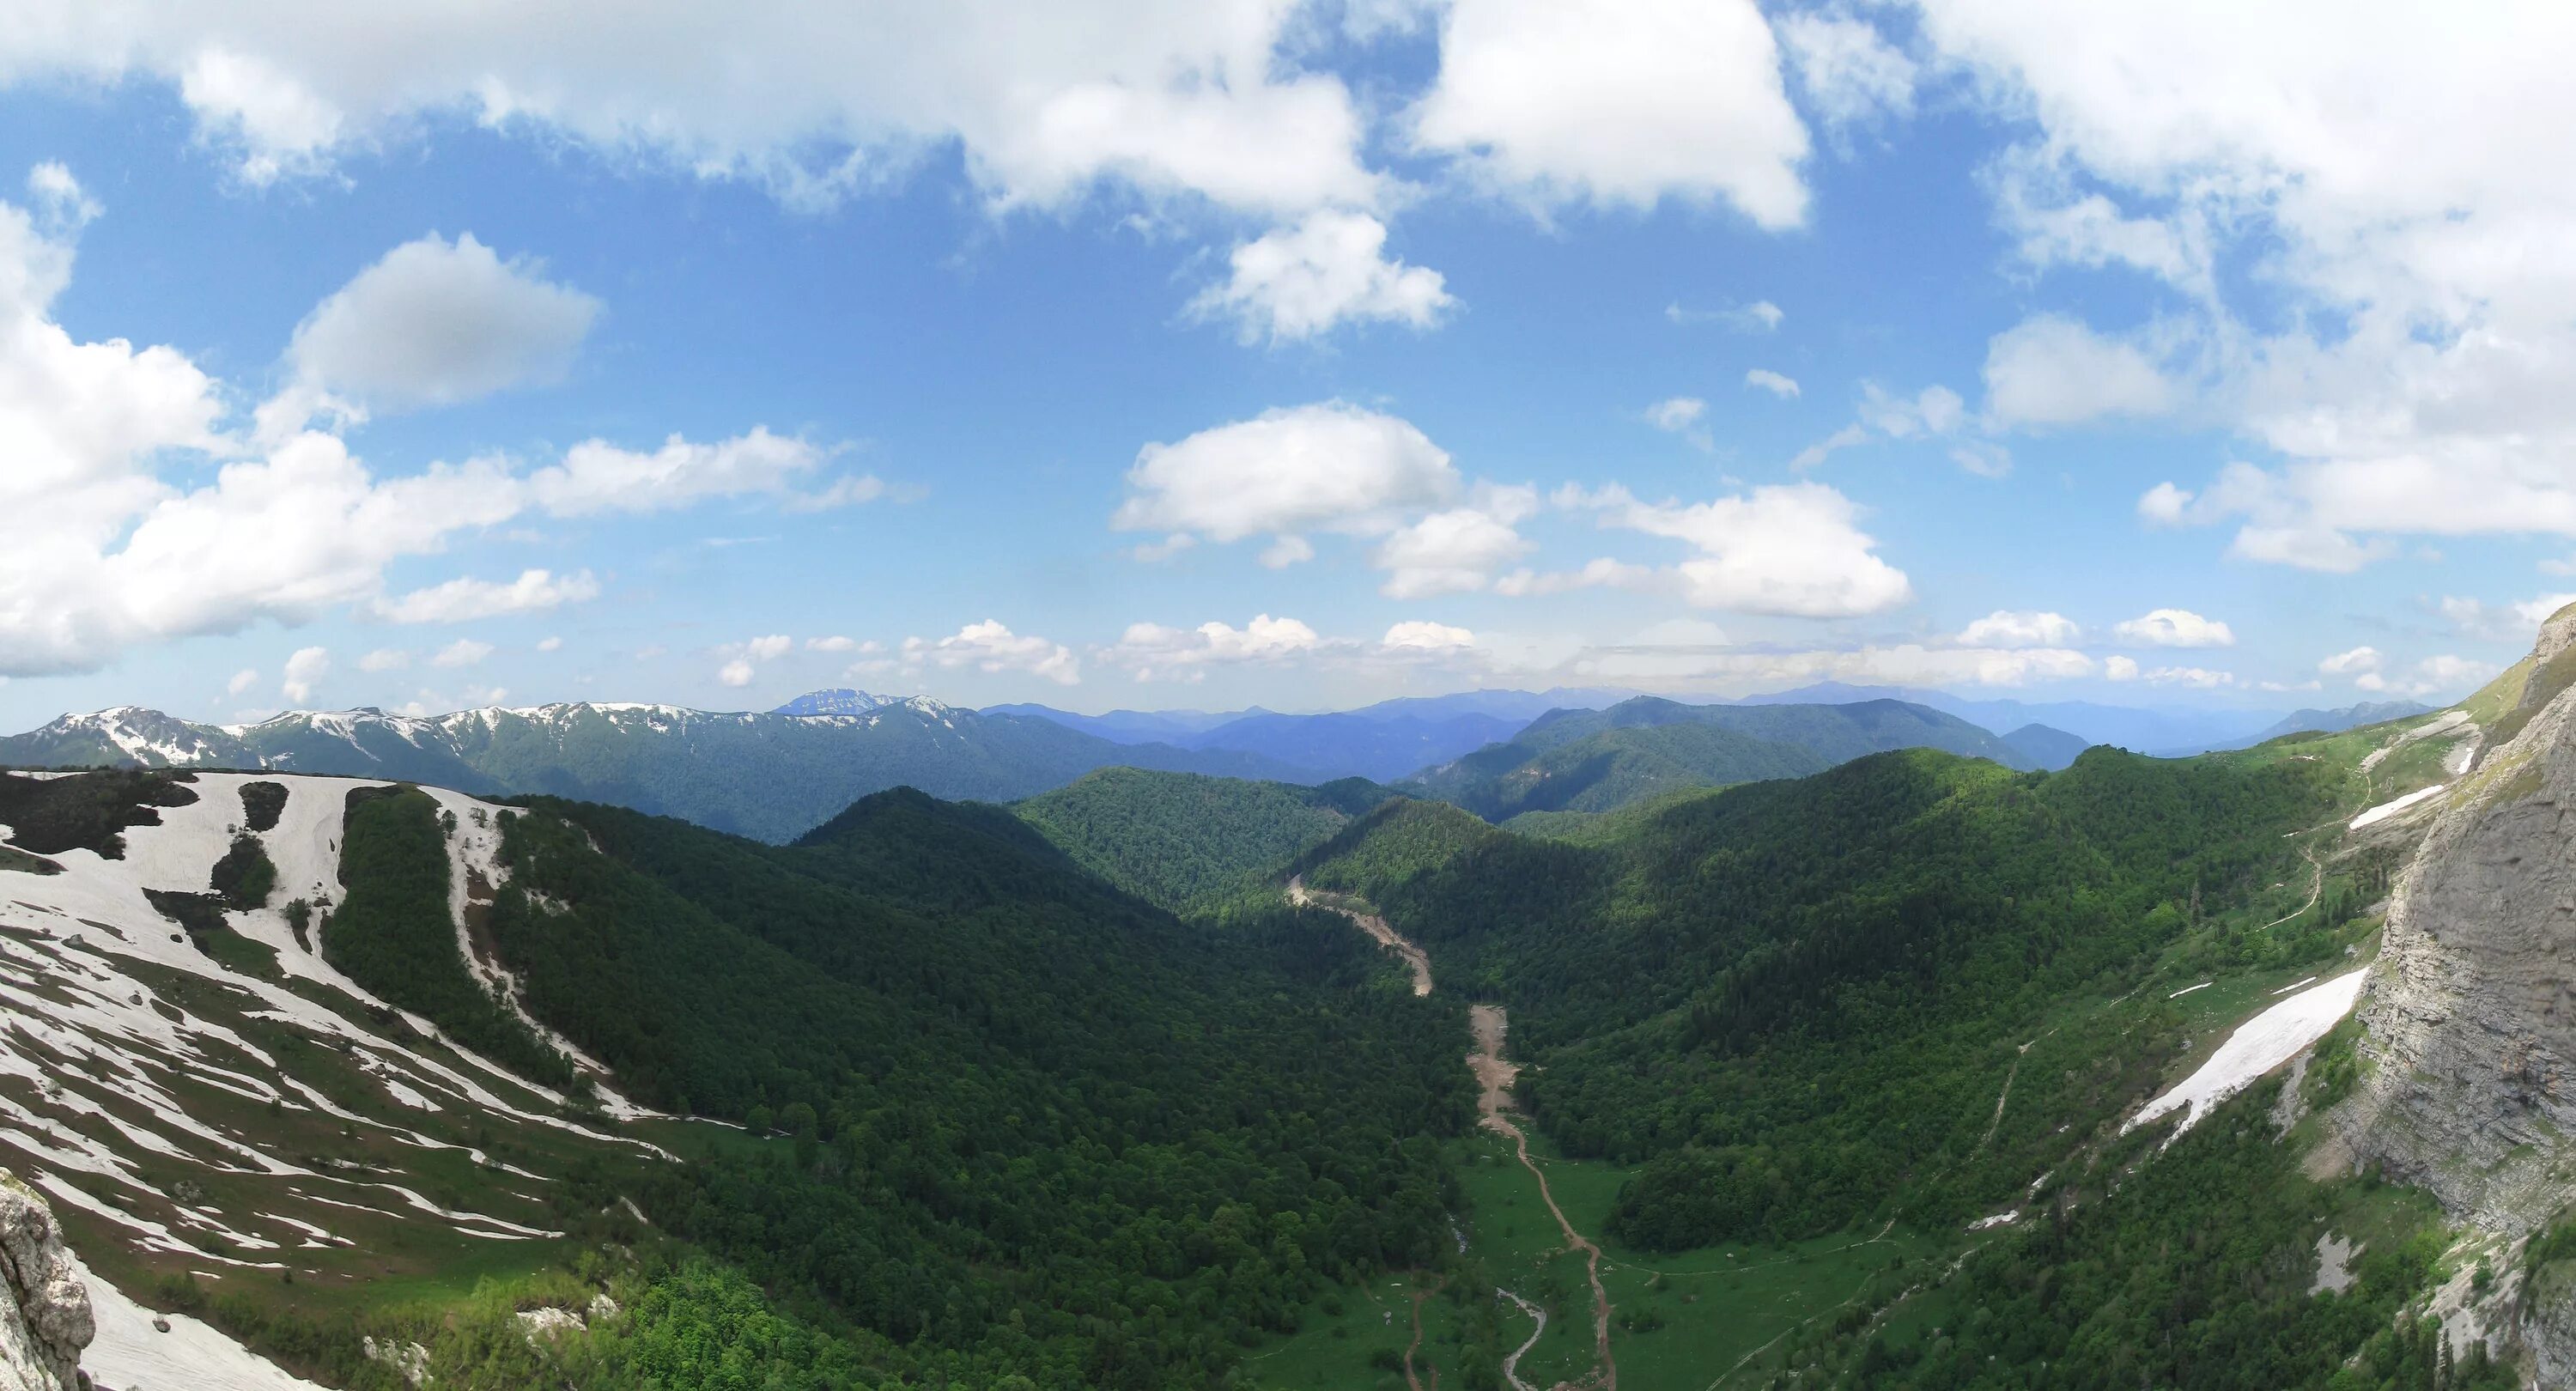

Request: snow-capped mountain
left=0, top=698, right=1309, bottom=841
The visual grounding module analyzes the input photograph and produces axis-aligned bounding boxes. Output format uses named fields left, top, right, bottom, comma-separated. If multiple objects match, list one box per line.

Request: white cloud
left=281, top=646, right=329, bottom=703
left=2136, top=665, right=2234, bottom=689
left=0, top=3, right=1382, bottom=218
left=1917, top=2, right=2576, bottom=566
left=1860, top=383, right=1965, bottom=439
left=358, top=648, right=411, bottom=672
left=1382, top=621, right=1479, bottom=654
left=2354, top=653, right=2500, bottom=700
left=716, top=659, right=756, bottom=688
left=528, top=428, right=829, bottom=517
left=905, top=620, right=1079, bottom=685
left=225, top=667, right=258, bottom=696
left=786, top=474, right=889, bottom=512
left=286, top=232, right=598, bottom=413
left=535, top=635, right=562, bottom=653
left=1410, top=0, right=1811, bottom=226
left=370, top=568, right=600, bottom=623
left=1789, top=425, right=1868, bottom=472
left=1193, top=210, right=1452, bottom=342
left=432, top=638, right=494, bottom=668
left=1981, top=315, right=2175, bottom=428
left=2318, top=647, right=2383, bottom=677
left=1744, top=369, right=1800, bottom=399
left=1777, top=13, right=1917, bottom=131
left=1948, top=440, right=2013, bottom=478
left=2105, top=654, right=2140, bottom=682
left=1493, top=556, right=1656, bottom=598
left=1958, top=610, right=2079, bottom=648
left=1258, top=536, right=1316, bottom=568
left=1569, top=640, right=2092, bottom=691
left=2112, top=608, right=2235, bottom=648
left=1561, top=480, right=1911, bottom=617
left=1110, top=614, right=1323, bottom=678
left=1668, top=299, right=1783, bottom=331
left=2435, top=592, right=2576, bottom=643
left=744, top=634, right=793, bottom=661
left=1112, top=401, right=1459, bottom=550
left=1131, top=532, right=1198, bottom=562
left=1373, top=486, right=1538, bottom=598
left=805, top=635, right=859, bottom=653
left=0, top=175, right=871, bottom=681
left=1645, top=397, right=1706, bottom=431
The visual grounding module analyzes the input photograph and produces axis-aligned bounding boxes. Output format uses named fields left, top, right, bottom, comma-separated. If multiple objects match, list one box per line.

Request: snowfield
left=2127, top=970, right=2369, bottom=1135
left=0, top=768, right=677, bottom=1388
left=2350, top=784, right=2448, bottom=829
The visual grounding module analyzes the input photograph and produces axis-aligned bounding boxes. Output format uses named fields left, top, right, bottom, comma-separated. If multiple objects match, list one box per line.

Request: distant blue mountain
left=1735, top=682, right=2283, bottom=754
left=987, top=688, right=1641, bottom=781
left=2001, top=723, right=2092, bottom=771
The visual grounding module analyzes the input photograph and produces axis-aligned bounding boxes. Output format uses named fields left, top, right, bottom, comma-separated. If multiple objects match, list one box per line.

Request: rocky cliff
left=0, top=1171, right=93, bottom=1391
left=2330, top=604, right=2576, bottom=1378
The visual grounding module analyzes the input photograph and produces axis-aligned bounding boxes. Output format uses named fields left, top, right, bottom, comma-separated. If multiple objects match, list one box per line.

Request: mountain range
left=0, top=697, right=1315, bottom=842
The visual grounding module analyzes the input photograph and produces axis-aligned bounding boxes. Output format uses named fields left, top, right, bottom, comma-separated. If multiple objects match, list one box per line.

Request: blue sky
left=0, top=2, right=2566, bottom=726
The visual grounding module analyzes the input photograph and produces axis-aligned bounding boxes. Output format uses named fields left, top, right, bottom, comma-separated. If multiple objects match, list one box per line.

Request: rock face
left=0, top=1172, right=94, bottom=1391
left=2334, top=619, right=2576, bottom=1230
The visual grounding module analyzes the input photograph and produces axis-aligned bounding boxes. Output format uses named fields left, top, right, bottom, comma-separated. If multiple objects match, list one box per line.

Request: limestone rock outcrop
left=2333, top=611, right=2576, bottom=1230
left=0, top=1171, right=94, bottom=1391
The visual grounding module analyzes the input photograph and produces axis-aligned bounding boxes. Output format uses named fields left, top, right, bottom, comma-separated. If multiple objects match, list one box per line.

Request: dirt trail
left=1405, top=1274, right=1449, bottom=1391
left=1288, top=876, right=1433, bottom=996
left=1286, top=878, right=1612, bottom=1386
left=1472, top=1004, right=1617, bottom=1391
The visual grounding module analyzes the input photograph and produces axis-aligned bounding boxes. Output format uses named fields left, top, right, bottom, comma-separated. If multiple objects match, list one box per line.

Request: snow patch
left=2350, top=784, right=2448, bottom=829
left=2128, top=970, right=2368, bottom=1136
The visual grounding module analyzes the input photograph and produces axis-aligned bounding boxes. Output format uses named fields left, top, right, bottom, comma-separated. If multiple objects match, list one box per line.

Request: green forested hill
left=1406, top=696, right=2034, bottom=819
left=481, top=786, right=1470, bottom=1388
left=1302, top=745, right=2348, bottom=1247
left=1012, top=767, right=1390, bottom=912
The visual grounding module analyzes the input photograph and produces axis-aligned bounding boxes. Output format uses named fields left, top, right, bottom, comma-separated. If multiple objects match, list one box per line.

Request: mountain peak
left=773, top=688, right=921, bottom=717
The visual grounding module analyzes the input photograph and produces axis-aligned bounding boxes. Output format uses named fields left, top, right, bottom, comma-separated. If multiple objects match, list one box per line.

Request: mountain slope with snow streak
left=0, top=768, right=671, bottom=1390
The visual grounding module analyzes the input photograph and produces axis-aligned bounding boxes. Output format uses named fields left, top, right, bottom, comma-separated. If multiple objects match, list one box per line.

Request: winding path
left=1288, top=877, right=1433, bottom=996
left=1289, top=878, right=1618, bottom=1390
left=1473, top=1005, right=1617, bottom=1391
left=1496, top=1288, right=1546, bottom=1391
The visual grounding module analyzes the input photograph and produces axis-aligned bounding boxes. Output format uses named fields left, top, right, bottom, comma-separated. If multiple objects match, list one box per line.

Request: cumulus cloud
left=2112, top=608, right=2235, bottom=648
left=370, top=568, right=600, bottom=623
left=226, top=667, right=258, bottom=696
left=1958, top=610, right=2079, bottom=648
left=2105, top=655, right=2140, bottom=682
left=1744, top=369, right=1800, bottom=398
left=2438, top=593, right=2576, bottom=643
left=1109, top=613, right=1322, bottom=678
left=906, top=620, right=1079, bottom=685
left=1794, top=383, right=1991, bottom=475
left=1980, top=315, right=2176, bottom=428
left=281, top=646, right=329, bottom=703
left=432, top=638, right=494, bottom=668
left=1112, top=401, right=1459, bottom=556
left=805, top=635, right=859, bottom=653
left=1382, top=620, right=1477, bottom=653
left=1916, top=2, right=2576, bottom=567
left=1375, top=488, right=1539, bottom=598
left=1559, top=480, right=1911, bottom=617
left=716, top=659, right=756, bottom=688
left=1193, top=210, right=1452, bottom=342
left=2356, top=653, right=2499, bottom=700
left=358, top=648, right=410, bottom=672
left=0, top=3, right=1383, bottom=217
left=2318, top=647, right=2384, bottom=677
left=1492, top=556, right=1656, bottom=598
left=528, top=428, right=833, bottom=517
left=1777, top=13, right=1917, bottom=131
left=1410, top=0, right=1811, bottom=225
left=0, top=173, right=858, bottom=680
left=285, top=232, right=598, bottom=414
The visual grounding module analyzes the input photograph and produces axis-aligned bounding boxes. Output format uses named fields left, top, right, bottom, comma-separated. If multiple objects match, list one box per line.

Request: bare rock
left=0, top=1170, right=95, bottom=1390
